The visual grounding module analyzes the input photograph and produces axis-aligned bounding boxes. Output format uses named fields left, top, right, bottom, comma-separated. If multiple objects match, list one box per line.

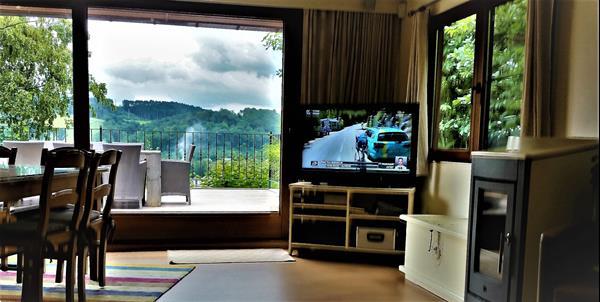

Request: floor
left=108, top=251, right=442, bottom=302
left=112, top=188, right=280, bottom=214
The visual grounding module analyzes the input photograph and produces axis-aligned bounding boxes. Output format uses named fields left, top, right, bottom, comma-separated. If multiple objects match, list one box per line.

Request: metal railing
left=1, top=127, right=281, bottom=189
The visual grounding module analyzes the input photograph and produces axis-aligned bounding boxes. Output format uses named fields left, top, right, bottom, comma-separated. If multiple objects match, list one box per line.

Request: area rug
left=168, top=248, right=295, bottom=264
left=0, top=262, right=194, bottom=302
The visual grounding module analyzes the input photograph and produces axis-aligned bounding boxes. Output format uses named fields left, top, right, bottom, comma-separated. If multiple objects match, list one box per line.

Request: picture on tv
left=302, top=108, right=413, bottom=173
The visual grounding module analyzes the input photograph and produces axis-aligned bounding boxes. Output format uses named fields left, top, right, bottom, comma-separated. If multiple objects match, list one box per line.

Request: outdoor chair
left=161, top=144, right=195, bottom=205
left=103, top=143, right=147, bottom=208
left=1, top=141, right=45, bottom=165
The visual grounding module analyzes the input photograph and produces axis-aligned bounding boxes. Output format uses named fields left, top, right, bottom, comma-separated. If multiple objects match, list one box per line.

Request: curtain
left=301, top=10, right=402, bottom=104
left=402, top=10, right=429, bottom=176
left=521, top=0, right=555, bottom=137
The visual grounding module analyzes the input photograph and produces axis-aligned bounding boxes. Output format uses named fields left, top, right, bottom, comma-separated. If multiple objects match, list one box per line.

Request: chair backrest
left=2, top=141, right=45, bottom=165
left=0, top=146, right=17, bottom=165
left=81, top=150, right=121, bottom=229
left=102, top=143, right=143, bottom=199
left=38, top=148, right=91, bottom=236
left=51, top=142, right=74, bottom=149
left=187, top=144, right=196, bottom=162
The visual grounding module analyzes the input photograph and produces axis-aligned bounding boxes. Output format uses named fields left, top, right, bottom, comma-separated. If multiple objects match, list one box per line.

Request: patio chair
left=161, top=144, right=195, bottom=205
left=1, top=141, right=45, bottom=165
left=102, top=143, right=147, bottom=208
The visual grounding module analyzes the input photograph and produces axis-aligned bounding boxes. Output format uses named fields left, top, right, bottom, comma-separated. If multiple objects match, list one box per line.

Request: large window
left=429, top=0, right=527, bottom=161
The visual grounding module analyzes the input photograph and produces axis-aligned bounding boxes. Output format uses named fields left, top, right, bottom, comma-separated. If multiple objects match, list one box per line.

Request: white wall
left=552, top=0, right=600, bottom=138
left=421, top=161, right=471, bottom=218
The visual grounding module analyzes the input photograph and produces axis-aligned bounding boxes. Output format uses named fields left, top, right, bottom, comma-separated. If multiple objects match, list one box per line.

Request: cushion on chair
left=0, top=221, right=70, bottom=245
left=16, top=208, right=101, bottom=224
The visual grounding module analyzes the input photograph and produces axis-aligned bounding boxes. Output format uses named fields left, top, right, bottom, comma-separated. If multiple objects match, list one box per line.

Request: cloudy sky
left=88, top=20, right=282, bottom=112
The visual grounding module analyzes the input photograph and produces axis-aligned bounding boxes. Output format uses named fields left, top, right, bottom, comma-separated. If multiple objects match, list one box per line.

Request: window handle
left=472, top=83, right=482, bottom=93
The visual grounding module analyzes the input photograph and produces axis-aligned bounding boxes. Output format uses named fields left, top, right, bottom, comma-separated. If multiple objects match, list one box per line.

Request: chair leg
left=16, top=253, right=23, bottom=284
left=65, top=242, right=77, bottom=302
left=98, top=228, right=109, bottom=287
left=55, top=260, right=64, bottom=283
left=22, top=245, right=44, bottom=302
left=78, top=243, right=88, bottom=302
left=88, top=240, right=99, bottom=282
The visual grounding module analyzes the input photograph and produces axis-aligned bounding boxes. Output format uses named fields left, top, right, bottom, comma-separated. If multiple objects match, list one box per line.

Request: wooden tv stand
left=288, top=182, right=415, bottom=255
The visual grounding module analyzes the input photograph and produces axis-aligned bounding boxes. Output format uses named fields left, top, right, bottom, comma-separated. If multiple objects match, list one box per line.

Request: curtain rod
left=408, top=0, right=440, bottom=16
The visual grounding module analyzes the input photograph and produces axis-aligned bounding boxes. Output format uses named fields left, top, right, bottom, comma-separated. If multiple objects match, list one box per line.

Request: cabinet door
left=467, top=180, right=515, bottom=301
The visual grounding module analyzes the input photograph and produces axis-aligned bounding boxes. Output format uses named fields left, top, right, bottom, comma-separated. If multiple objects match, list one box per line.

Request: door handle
left=472, top=82, right=483, bottom=93
left=498, top=232, right=511, bottom=275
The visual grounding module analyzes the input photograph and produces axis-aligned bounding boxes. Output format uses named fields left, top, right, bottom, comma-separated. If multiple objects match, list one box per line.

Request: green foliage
left=0, top=16, right=112, bottom=140
left=261, top=31, right=283, bottom=77
left=487, top=0, right=526, bottom=147
left=196, top=142, right=280, bottom=188
left=436, top=0, right=526, bottom=149
left=437, top=14, right=476, bottom=149
left=93, top=99, right=281, bottom=134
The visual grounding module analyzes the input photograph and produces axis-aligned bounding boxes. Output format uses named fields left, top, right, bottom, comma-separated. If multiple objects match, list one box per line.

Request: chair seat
left=16, top=208, right=101, bottom=224
left=0, top=221, right=70, bottom=245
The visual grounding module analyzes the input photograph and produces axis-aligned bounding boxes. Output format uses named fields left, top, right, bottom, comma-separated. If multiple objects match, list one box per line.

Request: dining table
left=0, top=163, right=107, bottom=301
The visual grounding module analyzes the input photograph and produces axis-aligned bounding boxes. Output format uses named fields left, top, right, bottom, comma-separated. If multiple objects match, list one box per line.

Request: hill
left=90, top=99, right=281, bottom=134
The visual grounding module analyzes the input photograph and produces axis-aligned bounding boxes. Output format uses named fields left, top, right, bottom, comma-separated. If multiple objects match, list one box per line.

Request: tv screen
left=301, top=106, right=417, bottom=177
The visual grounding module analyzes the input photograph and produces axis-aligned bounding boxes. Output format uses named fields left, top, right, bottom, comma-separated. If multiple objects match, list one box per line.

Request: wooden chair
left=54, top=150, right=121, bottom=290
left=0, top=145, right=17, bottom=165
left=0, top=148, right=91, bottom=302
left=0, top=145, right=19, bottom=276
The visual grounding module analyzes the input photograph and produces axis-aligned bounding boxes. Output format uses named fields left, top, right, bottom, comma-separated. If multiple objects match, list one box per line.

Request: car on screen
left=366, top=127, right=411, bottom=162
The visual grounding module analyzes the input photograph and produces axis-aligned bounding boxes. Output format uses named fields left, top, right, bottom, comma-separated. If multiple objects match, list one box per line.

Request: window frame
left=428, top=0, right=522, bottom=162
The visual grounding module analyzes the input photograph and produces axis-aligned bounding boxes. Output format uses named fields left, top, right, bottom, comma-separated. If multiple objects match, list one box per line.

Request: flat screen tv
left=300, top=104, right=418, bottom=187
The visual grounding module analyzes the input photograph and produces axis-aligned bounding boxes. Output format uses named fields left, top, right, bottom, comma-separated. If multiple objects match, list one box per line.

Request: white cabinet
left=399, top=215, right=468, bottom=302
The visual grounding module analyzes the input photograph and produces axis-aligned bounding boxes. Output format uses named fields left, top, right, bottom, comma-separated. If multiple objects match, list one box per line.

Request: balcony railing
left=0, top=127, right=281, bottom=189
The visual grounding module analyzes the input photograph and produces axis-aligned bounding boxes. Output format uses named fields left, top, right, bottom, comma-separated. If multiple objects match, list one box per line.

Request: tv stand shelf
left=288, top=182, right=415, bottom=255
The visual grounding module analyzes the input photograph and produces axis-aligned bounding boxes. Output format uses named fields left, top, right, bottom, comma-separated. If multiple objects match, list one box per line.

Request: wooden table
left=0, top=164, right=106, bottom=302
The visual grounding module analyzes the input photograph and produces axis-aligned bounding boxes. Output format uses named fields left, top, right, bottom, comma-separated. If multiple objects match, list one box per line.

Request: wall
left=552, top=0, right=599, bottom=138
left=421, top=161, right=471, bottom=217
left=177, top=0, right=403, bottom=14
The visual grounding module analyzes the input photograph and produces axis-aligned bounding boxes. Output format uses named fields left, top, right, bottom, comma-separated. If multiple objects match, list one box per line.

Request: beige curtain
left=301, top=10, right=402, bottom=104
left=402, top=10, right=429, bottom=176
left=521, top=0, right=555, bottom=137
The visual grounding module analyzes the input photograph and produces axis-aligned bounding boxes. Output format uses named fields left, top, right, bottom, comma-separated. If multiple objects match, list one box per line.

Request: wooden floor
left=108, top=251, right=442, bottom=302
left=112, top=188, right=280, bottom=214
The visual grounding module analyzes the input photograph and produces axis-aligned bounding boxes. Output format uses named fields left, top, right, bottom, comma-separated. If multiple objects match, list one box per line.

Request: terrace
left=0, top=127, right=282, bottom=213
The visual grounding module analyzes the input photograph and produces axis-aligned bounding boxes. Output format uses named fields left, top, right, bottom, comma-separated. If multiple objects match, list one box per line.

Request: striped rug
left=0, top=262, right=194, bottom=301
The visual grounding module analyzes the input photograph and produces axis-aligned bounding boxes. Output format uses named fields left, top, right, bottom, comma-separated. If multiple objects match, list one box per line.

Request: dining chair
left=102, top=143, right=146, bottom=208
left=0, top=146, right=21, bottom=277
left=53, top=150, right=121, bottom=290
left=0, top=145, right=17, bottom=165
left=0, top=148, right=91, bottom=302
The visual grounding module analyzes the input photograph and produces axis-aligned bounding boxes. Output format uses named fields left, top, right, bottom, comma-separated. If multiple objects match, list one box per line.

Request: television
left=300, top=104, right=418, bottom=187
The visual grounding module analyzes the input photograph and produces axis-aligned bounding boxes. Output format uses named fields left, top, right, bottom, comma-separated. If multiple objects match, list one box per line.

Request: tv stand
left=288, top=182, right=415, bottom=255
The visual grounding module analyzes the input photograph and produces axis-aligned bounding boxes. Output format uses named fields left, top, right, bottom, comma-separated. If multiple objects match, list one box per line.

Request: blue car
left=366, top=127, right=411, bottom=162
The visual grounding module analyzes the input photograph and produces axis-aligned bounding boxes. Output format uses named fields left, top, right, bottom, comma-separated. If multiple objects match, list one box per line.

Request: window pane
left=437, top=14, right=476, bottom=150
left=1, top=6, right=73, bottom=164
left=487, top=0, right=527, bottom=148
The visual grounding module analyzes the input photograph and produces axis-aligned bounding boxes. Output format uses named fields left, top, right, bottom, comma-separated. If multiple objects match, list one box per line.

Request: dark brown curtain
left=521, top=0, right=555, bottom=137
left=301, top=10, right=402, bottom=104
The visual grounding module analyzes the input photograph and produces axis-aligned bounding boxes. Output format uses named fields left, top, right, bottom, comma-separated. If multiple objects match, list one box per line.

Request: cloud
left=106, top=61, right=190, bottom=84
left=88, top=21, right=282, bottom=111
left=192, top=38, right=276, bottom=78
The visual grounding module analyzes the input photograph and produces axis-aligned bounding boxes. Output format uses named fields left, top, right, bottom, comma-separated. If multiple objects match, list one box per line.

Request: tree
left=261, top=31, right=283, bottom=77
left=437, top=0, right=526, bottom=149
left=0, top=16, right=112, bottom=140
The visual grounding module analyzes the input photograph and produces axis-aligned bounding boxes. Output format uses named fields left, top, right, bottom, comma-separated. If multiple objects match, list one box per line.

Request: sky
left=87, top=20, right=282, bottom=112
